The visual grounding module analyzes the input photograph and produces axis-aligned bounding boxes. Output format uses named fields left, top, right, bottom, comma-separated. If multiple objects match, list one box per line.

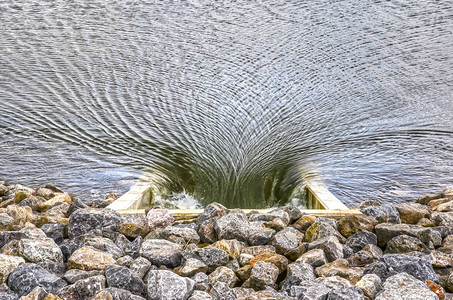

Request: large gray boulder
left=361, top=205, right=401, bottom=224
left=147, top=270, right=195, bottom=300
left=346, top=231, right=378, bottom=252
left=7, top=263, right=67, bottom=296
left=379, top=254, right=438, bottom=283
left=68, top=208, right=121, bottom=238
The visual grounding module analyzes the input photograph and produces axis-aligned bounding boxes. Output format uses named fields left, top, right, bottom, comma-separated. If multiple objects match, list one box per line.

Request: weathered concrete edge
left=107, top=176, right=354, bottom=217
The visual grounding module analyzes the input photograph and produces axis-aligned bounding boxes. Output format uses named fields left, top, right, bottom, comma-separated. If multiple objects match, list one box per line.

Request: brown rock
left=430, top=199, right=453, bottom=212
left=338, top=215, right=377, bottom=238
left=315, top=259, right=363, bottom=285
left=210, top=240, right=244, bottom=259
left=67, top=247, right=116, bottom=271
left=117, top=213, right=149, bottom=239
left=292, top=215, right=316, bottom=232
left=0, top=254, right=25, bottom=284
left=418, top=192, right=444, bottom=205
left=394, top=203, right=431, bottom=224
left=424, top=280, right=445, bottom=300
left=36, top=194, right=72, bottom=212
left=418, top=218, right=436, bottom=227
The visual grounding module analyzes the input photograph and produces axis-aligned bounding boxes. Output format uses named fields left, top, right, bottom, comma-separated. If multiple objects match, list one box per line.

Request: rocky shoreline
left=0, top=181, right=453, bottom=299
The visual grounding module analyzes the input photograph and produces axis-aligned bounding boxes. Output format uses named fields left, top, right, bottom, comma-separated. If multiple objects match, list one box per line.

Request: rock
left=5, top=205, right=36, bottom=226
left=418, top=227, right=443, bottom=248
left=36, top=194, right=72, bottom=212
left=374, top=223, right=421, bottom=247
left=292, top=215, right=316, bottom=232
left=7, top=263, right=67, bottom=296
left=385, top=234, right=428, bottom=254
left=0, top=254, right=25, bottom=284
left=347, top=250, right=376, bottom=267
left=68, top=208, right=121, bottom=238
left=355, top=273, right=382, bottom=299
left=358, top=200, right=382, bottom=209
left=190, top=247, right=230, bottom=272
left=246, top=261, right=279, bottom=290
left=40, top=223, right=67, bottom=245
left=249, top=210, right=290, bottom=226
left=116, top=255, right=133, bottom=267
left=0, top=213, right=14, bottom=231
left=379, top=254, right=438, bottom=283
left=282, top=206, right=303, bottom=224
left=66, top=198, right=88, bottom=218
left=429, top=198, right=453, bottom=212
left=188, top=290, right=213, bottom=300
left=159, top=226, right=201, bottom=245
left=193, top=272, right=209, bottom=291
left=346, top=231, right=378, bottom=252
left=429, top=251, right=452, bottom=268
left=105, top=265, right=145, bottom=296
left=93, top=287, right=146, bottom=300
left=123, top=236, right=143, bottom=259
left=338, top=215, right=377, bottom=238
left=34, top=187, right=56, bottom=199
left=117, top=213, right=149, bottom=239
left=83, top=236, right=124, bottom=259
left=38, top=262, right=66, bottom=277
left=208, top=266, right=238, bottom=288
left=241, top=245, right=276, bottom=256
left=361, top=205, right=401, bottom=224
left=316, top=275, right=353, bottom=290
left=147, top=270, right=195, bottom=300
left=248, top=252, right=288, bottom=273
left=146, top=209, right=175, bottom=230
left=177, top=258, right=208, bottom=277
left=21, top=286, right=48, bottom=300
left=288, top=281, right=330, bottom=300
left=304, top=222, right=336, bottom=243
left=296, top=248, right=327, bottom=267
left=198, top=203, right=227, bottom=225
left=248, top=228, right=275, bottom=246
left=375, top=273, right=438, bottom=300
left=130, top=257, right=152, bottom=279
left=63, top=269, right=103, bottom=284
left=308, top=236, right=344, bottom=262
left=59, top=240, right=80, bottom=262
left=0, top=231, right=22, bottom=249
left=327, top=288, right=364, bottom=300
left=57, top=275, right=105, bottom=299
left=418, top=192, right=445, bottom=205
left=198, top=219, right=217, bottom=244
left=270, top=227, right=305, bottom=260
left=424, top=280, right=445, bottom=300
left=209, top=281, right=236, bottom=300
left=67, top=247, right=116, bottom=271
left=235, top=265, right=253, bottom=282
left=215, top=213, right=251, bottom=243
left=315, top=259, right=363, bottom=285
left=210, top=240, right=244, bottom=260
left=18, top=238, right=64, bottom=263
left=281, top=262, right=316, bottom=293
left=393, top=203, right=432, bottom=224
left=139, top=239, right=182, bottom=268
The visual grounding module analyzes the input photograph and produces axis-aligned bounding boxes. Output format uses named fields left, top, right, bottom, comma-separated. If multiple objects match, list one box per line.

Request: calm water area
left=1, top=0, right=452, bottom=208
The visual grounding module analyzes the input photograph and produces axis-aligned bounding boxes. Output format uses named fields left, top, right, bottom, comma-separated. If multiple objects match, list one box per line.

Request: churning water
left=1, top=0, right=453, bottom=208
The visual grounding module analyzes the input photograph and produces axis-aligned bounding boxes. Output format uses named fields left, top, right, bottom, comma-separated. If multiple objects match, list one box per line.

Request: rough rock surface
left=147, top=270, right=195, bottom=300
left=68, top=208, right=121, bottom=238
left=375, top=273, right=438, bottom=300
left=67, top=247, right=116, bottom=271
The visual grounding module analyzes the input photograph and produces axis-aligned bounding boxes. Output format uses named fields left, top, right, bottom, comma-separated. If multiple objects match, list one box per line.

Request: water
left=1, top=0, right=452, bottom=208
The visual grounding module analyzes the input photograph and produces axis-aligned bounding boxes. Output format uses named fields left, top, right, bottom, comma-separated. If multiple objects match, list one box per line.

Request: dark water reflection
left=1, top=0, right=452, bottom=208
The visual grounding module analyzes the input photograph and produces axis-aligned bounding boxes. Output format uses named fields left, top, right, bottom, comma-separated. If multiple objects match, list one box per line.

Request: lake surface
left=1, top=0, right=452, bottom=208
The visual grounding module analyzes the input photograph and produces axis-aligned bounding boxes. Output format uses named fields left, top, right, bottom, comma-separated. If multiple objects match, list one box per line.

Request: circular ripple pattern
left=1, top=0, right=452, bottom=208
